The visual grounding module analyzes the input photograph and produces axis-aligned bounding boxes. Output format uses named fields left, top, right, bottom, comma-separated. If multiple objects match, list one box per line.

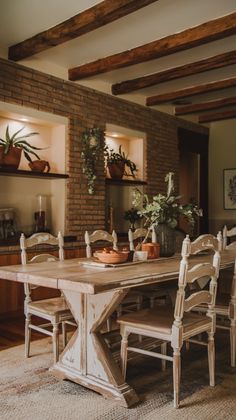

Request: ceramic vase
left=154, top=224, right=175, bottom=257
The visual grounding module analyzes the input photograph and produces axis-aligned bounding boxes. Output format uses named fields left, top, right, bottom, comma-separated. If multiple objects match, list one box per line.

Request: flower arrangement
left=81, top=127, right=104, bottom=194
left=132, top=172, right=202, bottom=231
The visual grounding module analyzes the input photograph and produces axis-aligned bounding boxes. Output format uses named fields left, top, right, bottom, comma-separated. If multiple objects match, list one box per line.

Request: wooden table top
left=0, top=250, right=235, bottom=295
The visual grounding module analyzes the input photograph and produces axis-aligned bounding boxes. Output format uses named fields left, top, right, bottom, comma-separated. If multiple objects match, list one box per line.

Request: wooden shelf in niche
left=105, top=178, right=146, bottom=186
left=0, top=168, right=69, bottom=180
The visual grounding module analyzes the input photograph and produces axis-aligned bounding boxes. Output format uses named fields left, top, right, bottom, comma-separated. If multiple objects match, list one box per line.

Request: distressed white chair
left=84, top=229, right=142, bottom=329
left=128, top=227, right=156, bottom=251
left=20, top=232, right=74, bottom=363
left=118, top=233, right=221, bottom=408
left=85, top=229, right=118, bottom=258
left=215, top=226, right=236, bottom=366
left=129, top=227, right=172, bottom=308
left=85, top=229, right=119, bottom=330
left=193, top=226, right=236, bottom=366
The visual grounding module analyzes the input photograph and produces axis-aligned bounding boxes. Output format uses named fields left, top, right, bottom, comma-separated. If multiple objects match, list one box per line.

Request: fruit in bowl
left=94, top=248, right=129, bottom=264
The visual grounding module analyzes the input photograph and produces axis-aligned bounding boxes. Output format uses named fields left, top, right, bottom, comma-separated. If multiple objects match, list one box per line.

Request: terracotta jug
left=141, top=242, right=160, bottom=259
left=29, top=160, right=50, bottom=173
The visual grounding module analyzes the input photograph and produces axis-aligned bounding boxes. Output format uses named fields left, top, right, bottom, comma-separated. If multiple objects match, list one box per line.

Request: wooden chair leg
left=207, top=332, right=215, bottom=387
left=150, top=296, right=155, bottom=308
left=106, top=317, right=112, bottom=332
left=25, top=313, right=31, bottom=358
left=173, top=348, right=181, bottom=408
left=137, top=296, right=142, bottom=310
left=120, top=328, right=129, bottom=379
left=161, top=342, right=167, bottom=371
left=52, top=321, right=59, bottom=363
left=230, top=321, right=236, bottom=367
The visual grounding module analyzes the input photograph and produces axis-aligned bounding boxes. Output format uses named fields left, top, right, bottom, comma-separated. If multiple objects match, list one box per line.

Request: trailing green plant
left=104, top=144, right=137, bottom=177
left=81, top=127, right=104, bottom=194
left=132, top=172, right=202, bottom=230
left=0, top=125, right=42, bottom=162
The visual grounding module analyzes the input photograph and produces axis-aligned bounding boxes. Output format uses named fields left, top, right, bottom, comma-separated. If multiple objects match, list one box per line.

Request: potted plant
left=124, top=207, right=142, bottom=231
left=104, top=144, right=137, bottom=180
left=132, top=172, right=202, bottom=256
left=0, top=125, right=42, bottom=169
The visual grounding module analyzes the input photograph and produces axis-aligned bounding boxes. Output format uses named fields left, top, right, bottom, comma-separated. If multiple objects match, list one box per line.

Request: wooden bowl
left=95, top=251, right=129, bottom=264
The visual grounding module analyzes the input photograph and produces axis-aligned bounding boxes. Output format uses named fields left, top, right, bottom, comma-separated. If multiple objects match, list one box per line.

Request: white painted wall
left=209, top=119, right=236, bottom=235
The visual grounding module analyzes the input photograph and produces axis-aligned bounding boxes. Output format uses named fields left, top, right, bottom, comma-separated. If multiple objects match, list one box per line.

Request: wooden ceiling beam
left=175, top=96, right=236, bottom=115
left=146, top=77, right=236, bottom=106
left=8, top=0, right=158, bottom=61
left=199, top=109, right=236, bottom=123
left=112, top=50, right=236, bottom=95
left=69, top=12, right=236, bottom=80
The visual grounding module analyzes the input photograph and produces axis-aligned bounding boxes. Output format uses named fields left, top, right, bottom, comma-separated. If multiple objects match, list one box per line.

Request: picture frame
left=223, top=168, right=236, bottom=210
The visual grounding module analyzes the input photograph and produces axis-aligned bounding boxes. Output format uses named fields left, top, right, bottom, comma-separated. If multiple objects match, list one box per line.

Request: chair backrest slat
left=186, top=263, right=216, bottom=284
left=184, top=291, right=212, bottom=312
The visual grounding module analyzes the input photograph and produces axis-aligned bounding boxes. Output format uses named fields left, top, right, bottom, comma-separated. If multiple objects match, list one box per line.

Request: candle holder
left=34, top=195, right=50, bottom=233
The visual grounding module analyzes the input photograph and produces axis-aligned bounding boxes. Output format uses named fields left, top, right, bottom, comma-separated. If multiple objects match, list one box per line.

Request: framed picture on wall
left=223, top=168, right=236, bottom=210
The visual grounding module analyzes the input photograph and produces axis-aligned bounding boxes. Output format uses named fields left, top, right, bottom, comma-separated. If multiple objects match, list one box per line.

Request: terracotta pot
left=28, top=160, right=50, bottom=173
left=0, top=146, right=22, bottom=169
left=107, top=162, right=125, bottom=180
left=141, top=242, right=160, bottom=259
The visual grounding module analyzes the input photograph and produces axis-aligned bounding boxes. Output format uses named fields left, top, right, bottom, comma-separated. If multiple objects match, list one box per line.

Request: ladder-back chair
left=129, top=227, right=171, bottom=308
left=20, top=232, right=74, bottom=363
left=118, top=233, right=221, bottom=408
left=85, top=229, right=118, bottom=258
left=84, top=229, right=142, bottom=329
left=193, top=226, right=236, bottom=366
left=85, top=229, right=119, bottom=330
left=128, top=227, right=156, bottom=251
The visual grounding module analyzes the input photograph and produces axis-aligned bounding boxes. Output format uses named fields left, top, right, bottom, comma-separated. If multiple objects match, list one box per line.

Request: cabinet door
left=0, top=254, right=24, bottom=317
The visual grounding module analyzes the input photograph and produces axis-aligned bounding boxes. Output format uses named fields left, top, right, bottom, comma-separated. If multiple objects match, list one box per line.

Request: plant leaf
left=14, top=140, right=43, bottom=150
left=23, top=151, right=32, bottom=162
left=11, top=126, right=26, bottom=142
left=12, top=132, right=39, bottom=145
left=24, top=149, right=40, bottom=160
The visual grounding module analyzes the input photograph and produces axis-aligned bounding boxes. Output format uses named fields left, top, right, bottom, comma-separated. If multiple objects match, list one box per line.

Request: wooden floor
left=0, top=316, right=44, bottom=351
left=0, top=315, right=77, bottom=351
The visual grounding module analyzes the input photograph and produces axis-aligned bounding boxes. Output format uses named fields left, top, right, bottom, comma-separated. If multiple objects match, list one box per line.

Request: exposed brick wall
left=0, top=58, right=208, bottom=243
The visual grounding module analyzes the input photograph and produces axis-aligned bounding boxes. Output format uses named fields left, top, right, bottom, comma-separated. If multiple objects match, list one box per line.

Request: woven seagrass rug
left=0, top=333, right=235, bottom=420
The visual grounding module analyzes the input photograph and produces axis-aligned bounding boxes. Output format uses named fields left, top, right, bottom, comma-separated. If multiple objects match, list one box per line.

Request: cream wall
left=0, top=103, right=67, bottom=235
left=209, top=119, right=236, bottom=235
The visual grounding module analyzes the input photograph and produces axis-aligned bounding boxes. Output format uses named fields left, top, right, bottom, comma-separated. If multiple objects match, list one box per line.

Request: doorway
left=178, top=128, right=209, bottom=235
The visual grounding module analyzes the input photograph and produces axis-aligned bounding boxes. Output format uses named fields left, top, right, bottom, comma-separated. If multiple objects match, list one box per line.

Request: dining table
left=0, top=249, right=235, bottom=407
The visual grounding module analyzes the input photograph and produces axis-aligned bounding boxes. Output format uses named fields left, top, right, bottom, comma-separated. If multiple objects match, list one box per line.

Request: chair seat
left=118, top=306, right=212, bottom=336
left=28, top=297, right=70, bottom=316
